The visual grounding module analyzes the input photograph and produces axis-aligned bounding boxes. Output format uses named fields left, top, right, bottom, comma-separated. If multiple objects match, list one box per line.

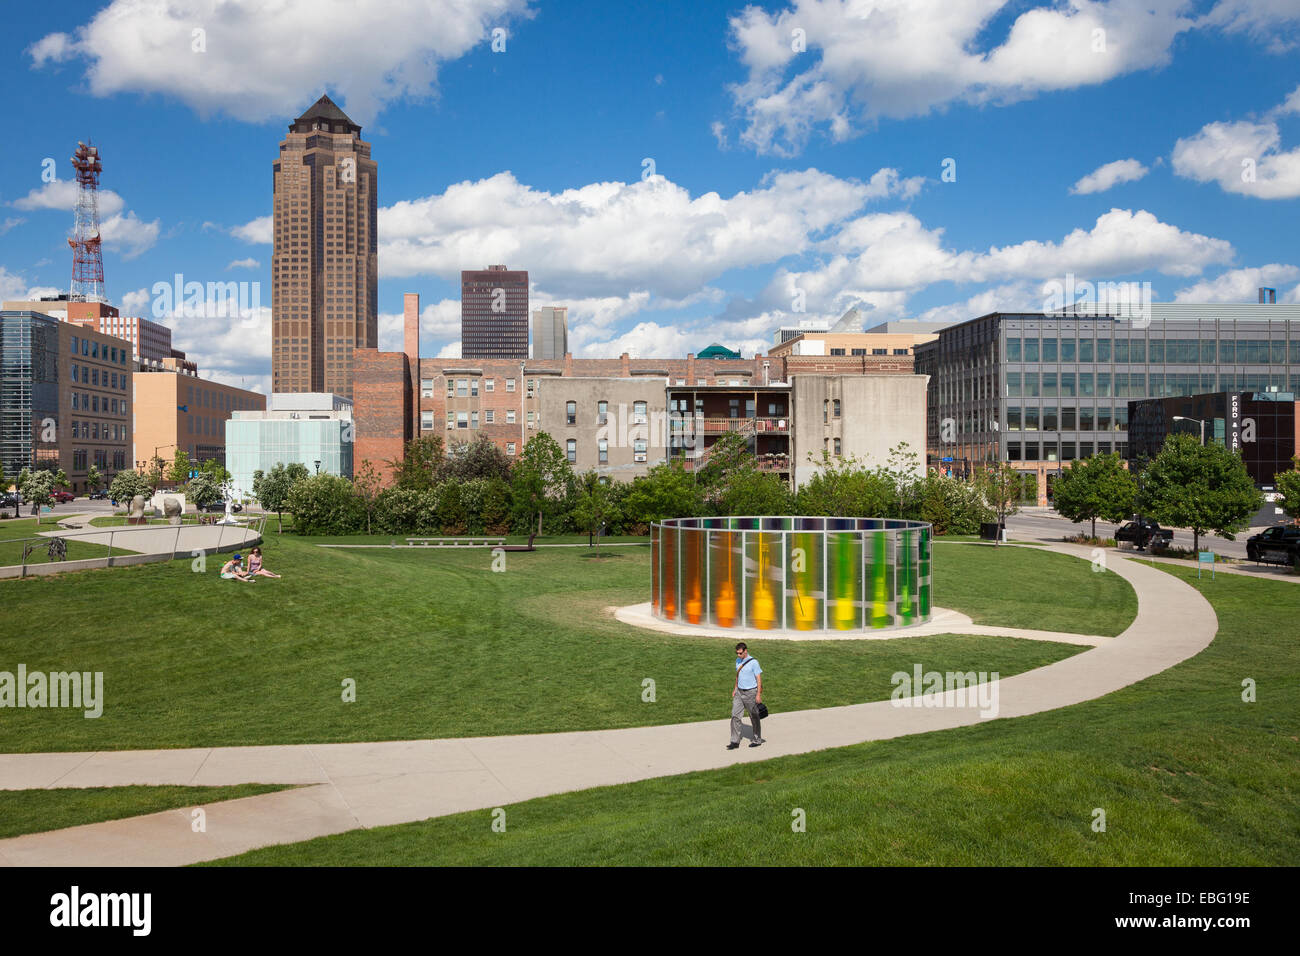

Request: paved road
left=1007, top=509, right=1266, bottom=559
left=0, top=541, right=1218, bottom=867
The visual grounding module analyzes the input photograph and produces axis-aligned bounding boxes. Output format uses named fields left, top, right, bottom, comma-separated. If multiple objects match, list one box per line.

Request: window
left=485, top=409, right=494, bottom=424
left=852, top=348, right=866, bottom=356
left=566, top=401, right=577, bottom=425
left=632, top=401, right=647, bottom=424
left=457, top=412, right=469, bottom=429
left=485, top=378, right=494, bottom=392
left=506, top=409, right=516, bottom=424
left=834, top=438, right=842, bottom=456
left=833, top=399, right=841, bottom=418
left=471, top=379, right=479, bottom=397
left=893, top=348, right=908, bottom=355
left=506, top=378, right=516, bottom=392
left=675, top=379, right=686, bottom=386
left=471, top=411, right=479, bottom=429
left=598, top=439, right=608, bottom=463
left=421, top=379, right=433, bottom=398
left=597, top=401, right=608, bottom=424
left=566, top=439, right=577, bottom=463
left=457, top=379, right=468, bottom=397
left=696, top=379, right=707, bottom=385
left=421, top=411, right=433, bottom=430
left=447, top=380, right=455, bottom=397
left=527, top=411, right=535, bottom=428
left=446, top=413, right=454, bottom=429
left=830, top=348, right=846, bottom=356
left=872, top=348, right=887, bottom=355
left=823, top=400, right=828, bottom=423
left=507, top=442, right=516, bottom=456
left=634, top=439, right=647, bottom=463
left=527, top=379, right=535, bottom=397
left=71, top=335, right=78, bottom=355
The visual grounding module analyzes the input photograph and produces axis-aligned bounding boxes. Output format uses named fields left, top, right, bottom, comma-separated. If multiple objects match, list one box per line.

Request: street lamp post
left=1172, top=415, right=1206, bottom=445
left=314, top=460, right=321, bottom=475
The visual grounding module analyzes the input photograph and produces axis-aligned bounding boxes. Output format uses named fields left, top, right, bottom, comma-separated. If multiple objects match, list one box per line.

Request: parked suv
left=1115, top=519, right=1173, bottom=549
left=1246, top=525, right=1300, bottom=565
left=87, top=489, right=109, bottom=500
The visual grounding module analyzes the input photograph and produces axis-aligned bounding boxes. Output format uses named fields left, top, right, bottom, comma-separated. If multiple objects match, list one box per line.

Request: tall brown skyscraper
left=461, top=265, right=529, bottom=359
left=271, top=94, right=378, bottom=398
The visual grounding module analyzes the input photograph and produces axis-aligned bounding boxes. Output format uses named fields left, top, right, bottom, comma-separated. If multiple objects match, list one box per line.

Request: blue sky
left=1, top=0, right=1298, bottom=394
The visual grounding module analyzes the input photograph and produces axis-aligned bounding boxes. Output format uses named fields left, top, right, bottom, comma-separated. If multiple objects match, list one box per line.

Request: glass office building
left=226, top=393, right=354, bottom=498
left=917, top=304, right=1300, bottom=473
left=0, top=311, right=60, bottom=478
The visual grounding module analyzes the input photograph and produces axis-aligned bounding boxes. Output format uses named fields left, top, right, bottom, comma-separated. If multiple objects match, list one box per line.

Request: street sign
left=941, top=457, right=953, bottom=462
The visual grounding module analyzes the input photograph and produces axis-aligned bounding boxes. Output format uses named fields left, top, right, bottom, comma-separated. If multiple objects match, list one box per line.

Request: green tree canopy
left=186, top=472, right=224, bottom=510
left=573, top=472, right=621, bottom=555
left=19, top=469, right=57, bottom=523
left=390, top=435, right=445, bottom=492
left=1051, top=452, right=1138, bottom=538
left=1141, top=433, right=1263, bottom=552
left=443, top=435, right=511, bottom=483
left=622, top=463, right=705, bottom=532
left=717, top=468, right=793, bottom=517
left=511, top=434, right=574, bottom=545
left=1275, top=457, right=1300, bottom=522
left=166, top=449, right=193, bottom=486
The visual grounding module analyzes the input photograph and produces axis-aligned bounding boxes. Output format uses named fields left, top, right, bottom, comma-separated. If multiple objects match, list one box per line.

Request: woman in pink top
left=246, top=546, right=281, bottom=578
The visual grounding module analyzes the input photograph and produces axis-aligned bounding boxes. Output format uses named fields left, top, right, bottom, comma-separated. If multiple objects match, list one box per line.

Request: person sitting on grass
left=246, top=547, right=280, bottom=578
left=220, top=554, right=255, bottom=582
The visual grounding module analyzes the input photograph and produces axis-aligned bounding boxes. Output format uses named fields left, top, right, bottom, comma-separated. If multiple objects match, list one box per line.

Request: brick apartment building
left=351, top=294, right=925, bottom=483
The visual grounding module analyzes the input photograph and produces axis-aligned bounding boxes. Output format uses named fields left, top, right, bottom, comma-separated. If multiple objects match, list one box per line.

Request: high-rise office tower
left=461, top=265, right=528, bottom=359
left=531, top=306, right=568, bottom=359
left=272, top=94, right=378, bottom=398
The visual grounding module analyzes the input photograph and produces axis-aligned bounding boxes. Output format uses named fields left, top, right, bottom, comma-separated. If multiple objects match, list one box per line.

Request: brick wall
left=352, top=349, right=410, bottom=483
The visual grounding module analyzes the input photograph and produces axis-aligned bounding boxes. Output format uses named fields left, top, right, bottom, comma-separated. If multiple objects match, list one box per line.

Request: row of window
left=71, top=393, right=126, bottom=414
left=564, top=439, right=649, bottom=464
left=71, top=364, right=127, bottom=389
left=1005, top=405, right=1128, bottom=432
left=829, top=348, right=909, bottom=356
left=1007, top=440, right=1125, bottom=463
left=70, top=421, right=128, bottom=441
left=70, top=449, right=127, bottom=471
left=70, top=335, right=129, bottom=365
left=565, top=401, right=648, bottom=425
left=1005, top=336, right=1300, bottom=365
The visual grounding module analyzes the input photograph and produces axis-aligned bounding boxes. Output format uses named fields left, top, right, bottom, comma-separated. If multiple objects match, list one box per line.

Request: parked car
left=1, top=492, right=20, bottom=509
left=200, top=500, right=243, bottom=514
left=87, top=489, right=109, bottom=500
left=51, top=490, right=76, bottom=503
left=1246, top=525, right=1300, bottom=565
left=1115, top=519, right=1173, bottom=549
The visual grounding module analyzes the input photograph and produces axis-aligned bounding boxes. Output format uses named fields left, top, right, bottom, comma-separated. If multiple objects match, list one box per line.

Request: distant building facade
left=0, top=310, right=132, bottom=491
left=462, top=265, right=528, bottom=359
left=271, top=94, right=379, bottom=399
left=532, top=306, right=568, bottom=359
left=132, top=368, right=266, bottom=471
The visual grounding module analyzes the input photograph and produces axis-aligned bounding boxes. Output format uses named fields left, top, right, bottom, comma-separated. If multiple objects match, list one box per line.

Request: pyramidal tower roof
left=289, top=94, right=361, bottom=135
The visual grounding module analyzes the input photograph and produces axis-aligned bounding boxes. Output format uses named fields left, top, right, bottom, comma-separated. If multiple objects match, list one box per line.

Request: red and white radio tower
left=68, top=141, right=105, bottom=303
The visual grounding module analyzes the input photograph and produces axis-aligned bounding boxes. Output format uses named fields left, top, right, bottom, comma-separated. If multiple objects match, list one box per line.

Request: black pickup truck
left=1246, top=525, right=1300, bottom=565
left=1115, top=519, right=1174, bottom=549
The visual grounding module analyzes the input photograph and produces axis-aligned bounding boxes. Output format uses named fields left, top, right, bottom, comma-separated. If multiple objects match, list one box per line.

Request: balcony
left=677, top=452, right=790, bottom=473
left=670, top=416, right=790, bottom=435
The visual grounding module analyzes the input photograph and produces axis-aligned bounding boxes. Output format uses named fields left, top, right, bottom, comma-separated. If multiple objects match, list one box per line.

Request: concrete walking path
left=0, top=542, right=1217, bottom=867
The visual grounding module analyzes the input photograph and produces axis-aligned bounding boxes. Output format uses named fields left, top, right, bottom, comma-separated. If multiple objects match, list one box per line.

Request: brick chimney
left=621, top=352, right=631, bottom=377
left=404, top=292, right=420, bottom=441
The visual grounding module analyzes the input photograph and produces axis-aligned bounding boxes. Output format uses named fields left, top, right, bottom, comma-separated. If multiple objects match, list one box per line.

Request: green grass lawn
left=0, top=784, right=290, bottom=840
left=0, top=533, right=1124, bottom=752
left=0, top=519, right=114, bottom=567
left=209, top=565, right=1299, bottom=866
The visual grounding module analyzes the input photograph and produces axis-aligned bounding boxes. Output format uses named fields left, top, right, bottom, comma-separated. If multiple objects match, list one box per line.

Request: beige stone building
left=132, top=369, right=266, bottom=471
left=272, top=94, right=378, bottom=399
left=538, top=377, right=668, bottom=478
left=790, top=375, right=930, bottom=486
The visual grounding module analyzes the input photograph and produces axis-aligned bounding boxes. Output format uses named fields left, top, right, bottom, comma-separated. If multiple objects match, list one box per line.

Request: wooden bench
left=405, top=537, right=506, bottom=548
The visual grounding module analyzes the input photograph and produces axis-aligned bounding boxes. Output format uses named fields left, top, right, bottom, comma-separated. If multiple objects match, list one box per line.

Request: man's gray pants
left=731, top=688, right=762, bottom=744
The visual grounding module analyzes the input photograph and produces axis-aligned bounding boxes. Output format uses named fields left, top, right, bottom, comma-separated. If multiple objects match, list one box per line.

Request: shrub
left=287, top=474, right=366, bottom=535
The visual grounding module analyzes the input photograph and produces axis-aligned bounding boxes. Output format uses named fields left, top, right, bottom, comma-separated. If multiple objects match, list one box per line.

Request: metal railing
left=670, top=417, right=790, bottom=435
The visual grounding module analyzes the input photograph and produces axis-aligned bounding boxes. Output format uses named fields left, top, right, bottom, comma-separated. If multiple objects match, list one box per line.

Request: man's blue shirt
left=735, top=656, right=762, bottom=690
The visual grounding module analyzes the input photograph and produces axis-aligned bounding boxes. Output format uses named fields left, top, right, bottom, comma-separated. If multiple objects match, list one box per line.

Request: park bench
left=405, top=537, right=506, bottom=548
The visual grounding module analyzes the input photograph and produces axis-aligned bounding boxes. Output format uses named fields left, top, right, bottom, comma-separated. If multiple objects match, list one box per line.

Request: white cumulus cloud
left=1172, top=112, right=1300, bottom=199
left=28, top=0, right=531, bottom=125
left=1071, top=158, right=1149, bottom=194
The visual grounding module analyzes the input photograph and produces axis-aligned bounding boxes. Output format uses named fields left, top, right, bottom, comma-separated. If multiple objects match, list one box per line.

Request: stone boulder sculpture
left=163, top=496, right=182, bottom=526
left=128, top=494, right=147, bottom=525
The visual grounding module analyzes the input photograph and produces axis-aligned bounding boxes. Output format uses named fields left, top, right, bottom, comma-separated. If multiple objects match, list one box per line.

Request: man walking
left=727, top=642, right=764, bottom=749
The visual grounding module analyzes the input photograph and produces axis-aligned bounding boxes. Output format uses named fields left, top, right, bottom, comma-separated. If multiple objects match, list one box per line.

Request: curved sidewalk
left=0, top=542, right=1217, bottom=866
